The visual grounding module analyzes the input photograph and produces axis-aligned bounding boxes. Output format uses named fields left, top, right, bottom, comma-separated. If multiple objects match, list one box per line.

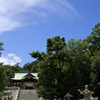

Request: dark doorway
left=25, top=87, right=33, bottom=89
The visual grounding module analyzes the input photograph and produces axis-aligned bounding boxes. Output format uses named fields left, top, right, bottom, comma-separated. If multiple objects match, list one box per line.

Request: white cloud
left=0, top=53, right=21, bottom=65
left=0, top=0, right=81, bottom=34
left=0, top=17, right=21, bottom=34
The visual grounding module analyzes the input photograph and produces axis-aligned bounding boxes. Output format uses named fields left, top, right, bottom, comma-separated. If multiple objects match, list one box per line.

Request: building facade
left=11, top=72, right=38, bottom=89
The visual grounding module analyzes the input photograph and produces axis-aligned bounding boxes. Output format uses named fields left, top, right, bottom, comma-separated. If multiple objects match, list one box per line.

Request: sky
left=0, top=0, right=100, bottom=67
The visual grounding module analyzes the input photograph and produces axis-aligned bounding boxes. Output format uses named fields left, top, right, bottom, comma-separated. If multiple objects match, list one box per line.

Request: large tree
left=67, top=39, right=91, bottom=87
left=91, top=55, right=100, bottom=97
left=30, top=36, right=87, bottom=99
left=0, top=66, right=6, bottom=97
left=0, top=43, right=6, bottom=97
left=30, top=36, right=70, bottom=99
left=66, top=38, right=92, bottom=100
left=29, top=23, right=100, bottom=99
left=88, top=23, right=100, bottom=98
left=86, top=23, right=100, bottom=56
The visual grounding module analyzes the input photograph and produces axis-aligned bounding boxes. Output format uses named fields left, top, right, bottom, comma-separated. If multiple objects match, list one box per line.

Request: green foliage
left=0, top=42, right=4, bottom=57
left=0, top=66, right=6, bottom=94
left=1, top=23, right=100, bottom=99
left=66, top=38, right=91, bottom=98
left=22, top=61, right=39, bottom=72
left=87, top=23, right=100, bottom=98
left=12, top=63, right=22, bottom=72
left=30, top=36, right=69, bottom=99
left=91, top=55, right=100, bottom=96
left=86, top=23, right=100, bottom=56
left=0, top=43, right=6, bottom=95
left=2, top=65, right=15, bottom=78
left=47, top=36, right=66, bottom=54
left=30, top=36, right=90, bottom=99
left=23, top=62, right=32, bottom=70
left=30, top=30, right=100, bottom=99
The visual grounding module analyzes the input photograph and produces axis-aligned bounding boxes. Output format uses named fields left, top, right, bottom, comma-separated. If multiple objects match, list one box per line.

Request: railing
left=7, top=87, right=20, bottom=90
left=7, top=87, right=20, bottom=100
left=16, top=87, right=20, bottom=100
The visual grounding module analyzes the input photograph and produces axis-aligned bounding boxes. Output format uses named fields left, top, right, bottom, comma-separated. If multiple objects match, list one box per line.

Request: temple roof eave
left=11, top=73, right=38, bottom=81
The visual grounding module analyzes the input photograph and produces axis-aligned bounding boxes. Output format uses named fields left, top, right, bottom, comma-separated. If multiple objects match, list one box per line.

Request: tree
left=0, top=42, right=3, bottom=57
left=22, top=61, right=38, bottom=72
left=0, top=65, right=16, bottom=87
left=0, top=66, right=6, bottom=96
left=91, top=55, right=100, bottom=97
left=23, top=62, right=32, bottom=71
left=31, top=61, right=39, bottom=72
left=87, top=23, right=100, bottom=98
left=67, top=38, right=91, bottom=85
left=2, top=65, right=15, bottom=78
left=86, top=23, right=100, bottom=56
left=29, top=23, right=100, bottom=99
left=66, top=38, right=92, bottom=99
left=12, top=63, right=22, bottom=72
left=0, top=43, right=6, bottom=97
left=30, top=36, right=79, bottom=99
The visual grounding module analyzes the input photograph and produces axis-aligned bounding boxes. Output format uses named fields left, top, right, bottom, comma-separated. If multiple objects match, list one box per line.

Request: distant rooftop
left=11, top=72, right=38, bottom=80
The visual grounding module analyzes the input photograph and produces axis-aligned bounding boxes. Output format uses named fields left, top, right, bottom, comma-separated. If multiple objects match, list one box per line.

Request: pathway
left=18, top=90, right=40, bottom=100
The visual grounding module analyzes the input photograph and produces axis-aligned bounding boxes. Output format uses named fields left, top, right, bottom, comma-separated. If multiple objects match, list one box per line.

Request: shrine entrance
left=23, top=82, right=33, bottom=89
left=21, top=73, right=37, bottom=89
left=11, top=72, right=38, bottom=89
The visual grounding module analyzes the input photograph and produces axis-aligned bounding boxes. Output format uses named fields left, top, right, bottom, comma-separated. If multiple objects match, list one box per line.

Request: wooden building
left=11, top=72, right=38, bottom=89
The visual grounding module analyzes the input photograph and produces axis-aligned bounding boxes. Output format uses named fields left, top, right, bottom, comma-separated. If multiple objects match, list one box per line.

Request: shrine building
left=11, top=72, right=38, bottom=89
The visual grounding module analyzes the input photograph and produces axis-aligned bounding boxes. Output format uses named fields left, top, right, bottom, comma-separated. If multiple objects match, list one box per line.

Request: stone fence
left=1, top=87, right=20, bottom=100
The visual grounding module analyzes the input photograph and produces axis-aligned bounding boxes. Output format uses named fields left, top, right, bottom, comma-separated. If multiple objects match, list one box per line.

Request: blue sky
left=0, top=0, right=100, bottom=67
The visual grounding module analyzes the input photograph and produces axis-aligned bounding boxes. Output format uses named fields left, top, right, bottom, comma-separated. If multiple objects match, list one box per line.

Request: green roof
left=11, top=73, right=38, bottom=80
